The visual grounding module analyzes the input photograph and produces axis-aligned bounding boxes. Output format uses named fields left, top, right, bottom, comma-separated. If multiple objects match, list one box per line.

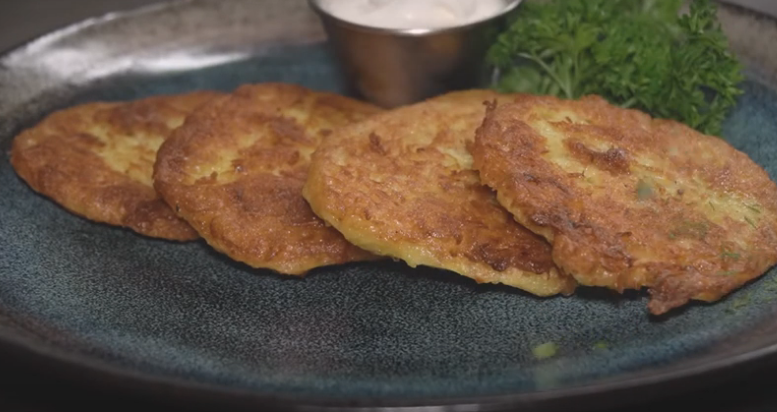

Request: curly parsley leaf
left=487, top=0, right=744, bottom=136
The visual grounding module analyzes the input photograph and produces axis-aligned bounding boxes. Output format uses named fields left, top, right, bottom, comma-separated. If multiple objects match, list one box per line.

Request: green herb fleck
left=669, top=220, right=709, bottom=240
left=733, top=298, right=749, bottom=310
left=487, top=0, right=744, bottom=136
left=708, top=201, right=716, bottom=211
left=746, top=204, right=761, bottom=214
left=720, top=250, right=741, bottom=261
left=717, top=270, right=737, bottom=277
left=593, top=341, right=609, bottom=350
left=726, top=293, right=751, bottom=314
left=765, top=278, right=777, bottom=293
left=745, top=216, right=757, bottom=229
left=636, top=179, right=653, bottom=200
left=532, top=342, right=558, bottom=360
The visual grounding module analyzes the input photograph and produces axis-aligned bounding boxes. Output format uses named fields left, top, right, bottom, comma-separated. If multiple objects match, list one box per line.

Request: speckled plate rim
left=0, top=2, right=162, bottom=56
left=2, top=1, right=777, bottom=411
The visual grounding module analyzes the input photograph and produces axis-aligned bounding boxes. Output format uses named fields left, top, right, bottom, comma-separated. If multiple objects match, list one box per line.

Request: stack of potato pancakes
left=11, top=83, right=777, bottom=315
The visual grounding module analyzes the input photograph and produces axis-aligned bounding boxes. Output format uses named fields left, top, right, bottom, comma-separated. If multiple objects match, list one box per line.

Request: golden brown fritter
left=10, top=91, right=222, bottom=241
left=471, top=94, right=777, bottom=315
left=303, top=90, right=577, bottom=296
left=153, top=83, right=382, bottom=275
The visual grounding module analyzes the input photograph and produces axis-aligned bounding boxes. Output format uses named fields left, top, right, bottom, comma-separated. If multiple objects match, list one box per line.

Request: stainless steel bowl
left=308, top=0, right=522, bottom=108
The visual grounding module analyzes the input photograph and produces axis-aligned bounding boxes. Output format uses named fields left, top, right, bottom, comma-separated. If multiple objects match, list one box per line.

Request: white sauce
left=320, top=0, right=510, bottom=30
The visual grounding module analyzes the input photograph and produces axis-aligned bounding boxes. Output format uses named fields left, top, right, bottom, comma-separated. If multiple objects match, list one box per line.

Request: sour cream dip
left=318, top=0, right=511, bottom=30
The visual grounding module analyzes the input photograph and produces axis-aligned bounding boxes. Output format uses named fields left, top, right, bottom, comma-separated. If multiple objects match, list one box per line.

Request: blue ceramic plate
left=2, top=1, right=777, bottom=410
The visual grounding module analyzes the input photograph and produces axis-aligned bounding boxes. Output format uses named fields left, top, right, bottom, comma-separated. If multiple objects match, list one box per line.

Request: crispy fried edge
left=9, top=91, right=223, bottom=240
left=153, top=83, right=384, bottom=274
left=303, top=90, right=577, bottom=296
left=471, top=94, right=777, bottom=314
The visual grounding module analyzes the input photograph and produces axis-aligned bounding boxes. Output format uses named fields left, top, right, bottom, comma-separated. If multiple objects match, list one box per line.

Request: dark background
left=3, top=0, right=777, bottom=411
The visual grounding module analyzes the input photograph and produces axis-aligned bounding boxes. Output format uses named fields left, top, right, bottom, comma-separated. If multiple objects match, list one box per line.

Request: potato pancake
left=10, top=91, right=222, bottom=241
left=153, top=83, right=382, bottom=275
left=471, top=94, right=777, bottom=315
left=303, top=90, right=577, bottom=296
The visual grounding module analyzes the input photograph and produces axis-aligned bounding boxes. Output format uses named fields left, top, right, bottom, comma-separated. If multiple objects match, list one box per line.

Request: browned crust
left=472, top=94, right=777, bottom=314
left=153, top=83, right=383, bottom=275
left=9, top=91, right=222, bottom=240
left=303, top=90, right=577, bottom=297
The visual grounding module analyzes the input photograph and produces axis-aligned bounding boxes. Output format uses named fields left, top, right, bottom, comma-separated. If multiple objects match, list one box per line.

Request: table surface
left=3, top=1, right=777, bottom=411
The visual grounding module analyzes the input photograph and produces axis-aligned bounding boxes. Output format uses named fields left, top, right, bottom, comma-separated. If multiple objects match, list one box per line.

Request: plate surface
left=2, top=1, right=777, bottom=410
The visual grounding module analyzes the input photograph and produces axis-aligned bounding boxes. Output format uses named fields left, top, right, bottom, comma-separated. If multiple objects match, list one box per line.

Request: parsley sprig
left=487, top=0, right=744, bottom=136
